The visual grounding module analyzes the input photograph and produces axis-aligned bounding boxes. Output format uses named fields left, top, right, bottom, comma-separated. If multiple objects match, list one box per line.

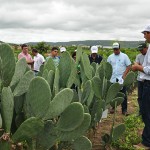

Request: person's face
left=32, top=51, right=36, bottom=56
left=143, top=31, right=150, bottom=43
left=22, top=46, right=28, bottom=54
left=140, top=47, right=148, bottom=55
left=91, top=53, right=97, bottom=58
left=113, top=48, right=120, bottom=55
left=51, top=49, right=58, bottom=57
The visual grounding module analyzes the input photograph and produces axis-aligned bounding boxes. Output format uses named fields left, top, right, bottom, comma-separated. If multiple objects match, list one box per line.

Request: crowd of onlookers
left=17, top=24, right=150, bottom=149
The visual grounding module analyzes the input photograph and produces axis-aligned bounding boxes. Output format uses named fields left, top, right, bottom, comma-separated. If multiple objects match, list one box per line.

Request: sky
left=0, top=0, right=149, bottom=44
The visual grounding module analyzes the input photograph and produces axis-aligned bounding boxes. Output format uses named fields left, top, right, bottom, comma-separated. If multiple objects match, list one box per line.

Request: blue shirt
left=107, top=52, right=131, bottom=83
left=46, top=56, right=60, bottom=67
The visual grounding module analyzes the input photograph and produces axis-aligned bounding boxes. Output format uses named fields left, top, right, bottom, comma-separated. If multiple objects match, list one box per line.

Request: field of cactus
left=0, top=44, right=136, bottom=150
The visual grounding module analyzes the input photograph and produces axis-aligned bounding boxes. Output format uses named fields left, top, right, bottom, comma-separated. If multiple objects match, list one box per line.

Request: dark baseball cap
left=137, top=43, right=147, bottom=50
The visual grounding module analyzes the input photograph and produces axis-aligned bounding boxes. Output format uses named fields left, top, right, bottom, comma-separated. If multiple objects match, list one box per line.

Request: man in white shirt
left=135, top=43, right=148, bottom=116
left=132, top=24, right=150, bottom=149
left=32, top=48, right=45, bottom=75
left=107, top=42, right=131, bottom=115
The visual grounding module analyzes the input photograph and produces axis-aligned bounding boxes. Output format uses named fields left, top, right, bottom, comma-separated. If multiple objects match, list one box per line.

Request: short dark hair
left=32, top=48, right=38, bottom=53
left=21, top=44, right=28, bottom=49
left=51, top=47, right=58, bottom=51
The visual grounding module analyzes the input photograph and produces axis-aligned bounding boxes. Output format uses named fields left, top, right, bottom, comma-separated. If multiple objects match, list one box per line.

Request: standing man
left=89, top=46, right=103, bottom=64
left=107, top=42, right=131, bottom=115
left=132, top=25, right=150, bottom=149
left=135, top=43, right=148, bottom=116
left=32, top=48, right=45, bottom=75
left=46, top=47, right=60, bottom=67
left=18, top=44, right=34, bottom=69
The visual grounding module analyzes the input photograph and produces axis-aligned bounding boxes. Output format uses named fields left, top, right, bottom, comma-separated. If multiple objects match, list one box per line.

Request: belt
left=144, top=80, right=150, bottom=83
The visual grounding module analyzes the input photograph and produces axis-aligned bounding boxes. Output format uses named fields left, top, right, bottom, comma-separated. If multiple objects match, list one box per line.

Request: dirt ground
left=89, top=89, right=138, bottom=150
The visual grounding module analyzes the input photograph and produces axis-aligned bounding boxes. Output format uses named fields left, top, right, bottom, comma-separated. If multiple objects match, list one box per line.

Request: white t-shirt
left=33, top=53, right=45, bottom=71
left=135, top=53, right=145, bottom=81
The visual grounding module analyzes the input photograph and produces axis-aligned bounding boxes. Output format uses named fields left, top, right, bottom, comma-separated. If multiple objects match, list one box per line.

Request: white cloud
left=0, top=0, right=149, bottom=43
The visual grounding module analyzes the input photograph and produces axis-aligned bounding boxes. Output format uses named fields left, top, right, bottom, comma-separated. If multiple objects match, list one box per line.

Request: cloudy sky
left=0, top=0, right=149, bottom=44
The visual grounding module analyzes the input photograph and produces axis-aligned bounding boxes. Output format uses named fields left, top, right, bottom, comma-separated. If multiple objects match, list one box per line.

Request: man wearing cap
left=107, top=42, right=131, bottom=115
left=132, top=25, right=150, bottom=149
left=89, top=46, right=103, bottom=64
left=135, top=43, right=148, bottom=116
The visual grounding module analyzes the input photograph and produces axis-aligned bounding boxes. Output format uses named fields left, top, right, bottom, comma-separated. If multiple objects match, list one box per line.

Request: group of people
left=18, top=45, right=67, bottom=75
left=17, top=24, right=150, bottom=149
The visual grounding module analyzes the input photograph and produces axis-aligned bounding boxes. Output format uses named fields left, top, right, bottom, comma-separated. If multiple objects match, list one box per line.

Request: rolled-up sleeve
left=143, top=66, right=150, bottom=75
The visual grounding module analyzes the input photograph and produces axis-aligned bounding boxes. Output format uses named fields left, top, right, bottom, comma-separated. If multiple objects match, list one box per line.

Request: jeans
left=137, top=81, right=144, bottom=114
left=120, top=86, right=127, bottom=113
left=141, top=81, right=150, bottom=147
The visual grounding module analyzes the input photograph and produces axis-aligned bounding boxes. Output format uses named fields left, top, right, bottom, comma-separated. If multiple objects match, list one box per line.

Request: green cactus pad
left=91, top=76, right=102, bottom=99
left=36, top=121, right=58, bottom=149
left=81, top=53, right=92, bottom=79
left=1, top=87, right=14, bottom=133
left=105, top=62, right=113, bottom=80
left=26, top=77, right=51, bottom=119
left=44, top=57, right=55, bottom=72
left=0, top=44, right=16, bottom=86
left=47, top=70, right=55, bottom=91
left=123, top=71, right=135, bottom=87
left=106, top=83, right=121, bottom=104
left=10, top=58, right=27, bottom=87
left=76, top=45, right=82, bottom=65
left=59, top=113, right=91, bottom=141
left=81, top=80, right=92, bottom=104
left=42, top=69, right=49, bottom=81
left=59, top=51, right=72, bottom=88
left=110, top=97, right=124, bottom=108
left=44, top=88, right=73, bottom=119
left=56, top=102, right=84, bottom=131
left=67, top=58, right=77, bottom=88
left=112, top=124, right=126, bottom=141
left=72, top=136, right=92, bottom=150
left=12, top=117, right=44, bottom=142
left=13, top=71, right=34, bottom=97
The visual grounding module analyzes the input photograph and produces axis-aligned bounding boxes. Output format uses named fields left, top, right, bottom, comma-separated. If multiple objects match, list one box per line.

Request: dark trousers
left=120, top=86, right=127, bottom=113
left=141, top=81, right=150, bottom=147
left=137, top=81, right=144, bottom=114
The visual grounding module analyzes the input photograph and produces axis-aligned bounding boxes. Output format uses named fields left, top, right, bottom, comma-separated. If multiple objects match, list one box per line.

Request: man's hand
left=132, top=63, right=143, bottom=72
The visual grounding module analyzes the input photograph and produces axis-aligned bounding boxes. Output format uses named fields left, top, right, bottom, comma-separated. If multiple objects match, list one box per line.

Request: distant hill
left=27, top=40, right=144, bottom=48
left=0, top=40, right=144, bottom=48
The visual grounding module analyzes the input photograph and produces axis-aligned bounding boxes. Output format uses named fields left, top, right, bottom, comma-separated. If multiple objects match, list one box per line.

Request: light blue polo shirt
left=107, top=52, right=131, bottom=83
left=46, top=56, right=60, bottom=67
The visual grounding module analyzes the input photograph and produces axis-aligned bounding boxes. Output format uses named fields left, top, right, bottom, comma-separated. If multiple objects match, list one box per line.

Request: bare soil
left=89, top=90, right=138, bottom=150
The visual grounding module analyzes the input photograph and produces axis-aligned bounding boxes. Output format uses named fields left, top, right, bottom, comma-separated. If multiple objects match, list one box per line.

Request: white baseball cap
left=141, top=24, right=150, bottom=33
left=60, top=47, right=66, bottom=52
left=91, top=46, right=98, bottom=53
left=112, top=42, right=120, bottom=49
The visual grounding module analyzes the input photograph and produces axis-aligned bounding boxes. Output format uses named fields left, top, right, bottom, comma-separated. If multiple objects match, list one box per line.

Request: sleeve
left=41, top=56, right=45, bottom=63
left=18, top=53, right=23, bottom=60
left=125, top=55, right=131, bottom=66
left=135, top=55, right=140, bottom=63
left=143, top=66, right=150, bottom=75
left=107, top=56, right=110, bottom=63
